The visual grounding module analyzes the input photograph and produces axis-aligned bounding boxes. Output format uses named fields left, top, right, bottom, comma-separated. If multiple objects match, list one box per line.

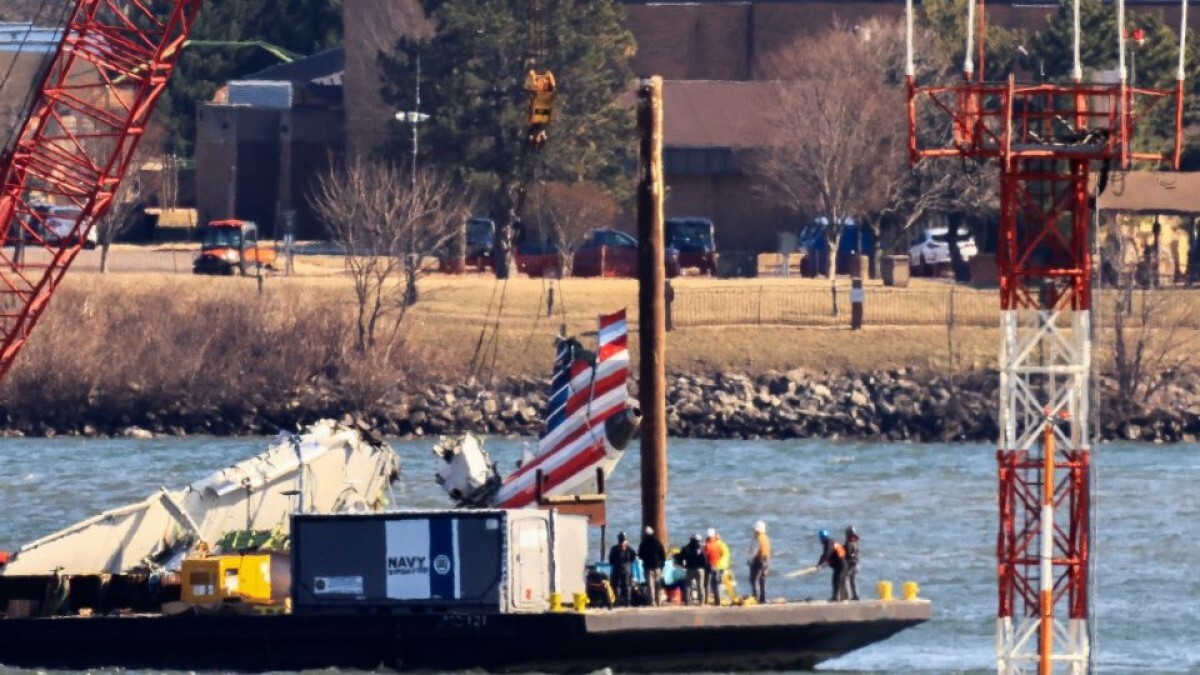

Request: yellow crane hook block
left=525, top=70, right=557, bottom=147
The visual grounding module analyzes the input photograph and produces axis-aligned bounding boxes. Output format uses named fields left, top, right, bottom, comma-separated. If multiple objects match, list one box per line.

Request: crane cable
left=467, top=0, right=557, bottom=384
left=0, top=0, right=72, bottom=160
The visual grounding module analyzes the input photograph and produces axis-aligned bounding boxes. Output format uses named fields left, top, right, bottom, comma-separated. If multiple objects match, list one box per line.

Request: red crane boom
left=0, top=0, right=200, bottom=381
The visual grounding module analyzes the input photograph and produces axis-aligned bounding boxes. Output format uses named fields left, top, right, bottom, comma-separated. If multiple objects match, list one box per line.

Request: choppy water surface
left=0, top=435, right=1197, bottom=673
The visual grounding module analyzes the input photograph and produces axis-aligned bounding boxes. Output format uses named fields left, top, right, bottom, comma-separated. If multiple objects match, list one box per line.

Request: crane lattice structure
left=0, top=0, right=200, bottom=381
left=904, top=0, right=1186, bottom=672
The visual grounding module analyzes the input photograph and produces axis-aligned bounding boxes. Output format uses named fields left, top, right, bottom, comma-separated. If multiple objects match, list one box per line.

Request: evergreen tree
left=1032, top=0, right=1194, bottom=158
left=1032, top=0, right=1178, bottom=86
left=920, top=0, right=1026, bottom=79
left=378, top=0, right=635, bottom=218
left=158, top=0, right=344, bottom=155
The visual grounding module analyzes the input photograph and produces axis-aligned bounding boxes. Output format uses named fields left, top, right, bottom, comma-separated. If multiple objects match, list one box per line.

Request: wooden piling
left=637, top=76, right=668, bottom=548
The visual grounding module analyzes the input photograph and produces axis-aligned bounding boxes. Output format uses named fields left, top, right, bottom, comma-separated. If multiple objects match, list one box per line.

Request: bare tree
left=527, top=181, right=618, bottom=276
left=310, top=159, right=472, bottom=352
left=94, top=153, right=163, bottom=272
left=864, top=21, right=997, bottom=276
left=1104, top=228, right=1195, bottom=413
left=756, top=27, right=904, bottom=279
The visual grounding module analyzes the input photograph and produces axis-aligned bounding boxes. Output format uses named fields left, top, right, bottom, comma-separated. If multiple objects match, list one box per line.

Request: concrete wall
left=196, top=104, right=343, bottom=239
left=666, top=171, right=796, bottom=253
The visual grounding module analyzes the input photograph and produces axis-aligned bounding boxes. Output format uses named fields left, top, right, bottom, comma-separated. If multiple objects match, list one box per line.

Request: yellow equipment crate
left=181, top=554, right=275, bottom=605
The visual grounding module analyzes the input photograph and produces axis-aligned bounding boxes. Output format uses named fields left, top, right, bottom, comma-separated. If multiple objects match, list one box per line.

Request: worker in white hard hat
left=748, top=520, right=772, bottom=603
left=638, top=525, right=666, bottom=606
left=704, top=528, right=730, bottom=605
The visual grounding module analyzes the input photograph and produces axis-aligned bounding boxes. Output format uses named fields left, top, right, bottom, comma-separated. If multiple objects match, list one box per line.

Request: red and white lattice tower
left=0, top=0, right=201, bottom=381
left=904, top=1, right=1186, bottom=672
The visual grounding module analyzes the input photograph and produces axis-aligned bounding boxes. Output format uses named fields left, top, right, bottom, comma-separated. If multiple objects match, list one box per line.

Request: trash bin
left=881, top=255, right=910, bottom=287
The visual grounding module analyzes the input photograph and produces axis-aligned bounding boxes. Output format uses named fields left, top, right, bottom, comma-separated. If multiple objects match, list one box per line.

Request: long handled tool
left=784, top=566, right=820, bottom=579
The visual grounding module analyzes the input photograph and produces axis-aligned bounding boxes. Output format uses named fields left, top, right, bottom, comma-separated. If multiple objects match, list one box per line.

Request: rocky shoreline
left=0, top=368, right=1196, bottom=443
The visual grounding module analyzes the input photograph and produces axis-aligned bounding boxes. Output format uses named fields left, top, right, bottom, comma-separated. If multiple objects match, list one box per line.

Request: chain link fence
left=672, top=285, right=995, bottom=328
left=670, top=284, right=1200, bottom=329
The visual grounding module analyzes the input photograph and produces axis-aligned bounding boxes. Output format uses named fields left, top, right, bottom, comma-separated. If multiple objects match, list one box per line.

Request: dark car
left=798, top=218, right=875, bottom=277
left=572, top=228, right=681, bottom=278
left=515, top=240, right=562, bottom=278
left=466, top=217, right=495, bottom=265
left=666, top=217, right=717, bottom=275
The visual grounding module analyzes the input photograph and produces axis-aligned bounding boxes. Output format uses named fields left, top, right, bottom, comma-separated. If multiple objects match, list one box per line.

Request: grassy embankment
left=8, top=248, right=1198, bottom=430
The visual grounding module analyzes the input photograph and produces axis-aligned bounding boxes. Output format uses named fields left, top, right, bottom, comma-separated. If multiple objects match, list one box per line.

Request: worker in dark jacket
left=843, top=526, right=861, bottom=601
left=816, top=529, right=847, bottom=602
left=608, top=531, right=638, bottom=606
left=637, top=526, right=667, bottom=606
left=676, top=533, right=708, bottom=605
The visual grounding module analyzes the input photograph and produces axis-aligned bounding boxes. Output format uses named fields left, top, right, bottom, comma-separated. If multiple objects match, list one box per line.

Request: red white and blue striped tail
left=493, top=309, right=639, bottom=508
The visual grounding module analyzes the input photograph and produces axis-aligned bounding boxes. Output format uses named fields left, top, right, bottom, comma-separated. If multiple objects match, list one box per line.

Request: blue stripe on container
left=430, top=517, right=455, bottom=599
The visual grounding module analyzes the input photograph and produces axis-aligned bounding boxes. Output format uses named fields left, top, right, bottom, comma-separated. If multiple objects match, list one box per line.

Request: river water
left=0, top=435, right=1197, bottom=673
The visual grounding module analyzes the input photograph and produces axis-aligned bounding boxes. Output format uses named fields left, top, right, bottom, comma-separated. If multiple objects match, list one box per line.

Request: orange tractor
left=193, top=219, right=277, bottom=276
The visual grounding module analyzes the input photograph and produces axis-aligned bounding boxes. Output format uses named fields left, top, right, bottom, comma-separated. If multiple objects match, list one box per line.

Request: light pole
left=395, top=54, right=429, bottom=304
left=394, top=54, right=429, bottom=188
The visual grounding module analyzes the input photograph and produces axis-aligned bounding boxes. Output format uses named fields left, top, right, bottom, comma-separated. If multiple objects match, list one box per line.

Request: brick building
left=195, top=49, right=345, bottom=239
left=340, top=0, right=1200, bottom=252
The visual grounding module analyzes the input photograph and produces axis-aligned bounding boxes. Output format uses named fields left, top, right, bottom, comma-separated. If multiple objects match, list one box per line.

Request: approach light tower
left=904, top=0, right=1187, bottom=672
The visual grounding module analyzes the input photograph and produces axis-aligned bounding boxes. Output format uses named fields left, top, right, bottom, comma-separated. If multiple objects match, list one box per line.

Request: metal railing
left=671, top=284, right=1200, bottom=329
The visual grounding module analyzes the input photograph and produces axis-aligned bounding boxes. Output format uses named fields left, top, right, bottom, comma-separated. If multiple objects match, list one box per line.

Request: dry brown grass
left=8, top=270, right=1000, bottom=387
left=12, top=259, right=1200, bottom=421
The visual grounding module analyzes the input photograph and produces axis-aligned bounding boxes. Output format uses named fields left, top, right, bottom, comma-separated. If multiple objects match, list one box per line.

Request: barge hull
left=0, top=600, right=929, bottom=672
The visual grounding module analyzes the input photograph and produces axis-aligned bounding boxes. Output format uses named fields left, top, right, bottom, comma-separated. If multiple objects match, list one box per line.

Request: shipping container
left=291, top=509, right=588, bottom=614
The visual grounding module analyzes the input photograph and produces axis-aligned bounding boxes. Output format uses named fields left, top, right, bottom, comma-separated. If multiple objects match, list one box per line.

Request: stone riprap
left=1, top=368, right=1196, bottom=443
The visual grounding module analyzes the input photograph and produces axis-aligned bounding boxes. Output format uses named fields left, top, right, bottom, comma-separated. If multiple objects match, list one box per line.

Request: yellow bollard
left=549, top=592, right=563, bottom=612
left=902, top=581, right=920, bottom=601
left=876, top=580, right=893, bottom=601
left=572, top=592, right=588, bottom=612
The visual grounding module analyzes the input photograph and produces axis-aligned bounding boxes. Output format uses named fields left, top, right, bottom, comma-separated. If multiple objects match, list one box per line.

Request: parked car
left=908, top=227, right=977, bottom=271
left=439, top=217, right=495, bottom=272
left=515, top=239, right=562, bottom=278
left=11, top=204, right=98, bottom=249
left=797, top=218, right=874, bottom=277
left=665, top=217, right=717, bottom=275
left=572, top=228, right=681, bottom=278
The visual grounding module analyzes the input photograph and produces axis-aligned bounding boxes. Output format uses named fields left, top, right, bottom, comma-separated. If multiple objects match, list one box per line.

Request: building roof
left=0, top=22, right=60, bottom=54
left=1098, top=171, right=1200, bottom=215
left=662, top=80, right=777, bottom=149
left=249, top=47, right=344, bottom=86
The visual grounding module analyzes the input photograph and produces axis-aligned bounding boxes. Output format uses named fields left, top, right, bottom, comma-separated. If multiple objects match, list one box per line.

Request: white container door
left=510, top=517, right=548, bottom=611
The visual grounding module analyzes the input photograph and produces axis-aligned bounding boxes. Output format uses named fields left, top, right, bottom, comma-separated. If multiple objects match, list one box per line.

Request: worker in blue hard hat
left=816, top=529, right=847, bottom=602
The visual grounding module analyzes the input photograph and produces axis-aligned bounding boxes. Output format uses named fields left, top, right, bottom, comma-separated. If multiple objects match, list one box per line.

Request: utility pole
left=637, top=76, right=668, bottom=548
